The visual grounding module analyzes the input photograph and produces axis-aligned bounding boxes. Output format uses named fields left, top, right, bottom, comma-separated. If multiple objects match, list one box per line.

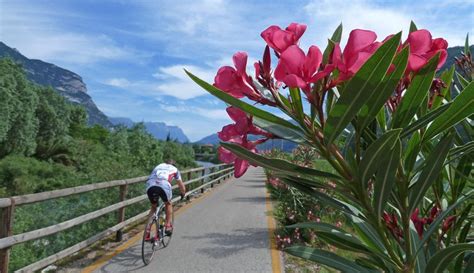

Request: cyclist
left=145, top=159, right=186, bottom=238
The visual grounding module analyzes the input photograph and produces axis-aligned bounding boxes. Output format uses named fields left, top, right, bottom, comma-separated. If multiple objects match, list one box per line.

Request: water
left=195, top=160, right=215, bottom=168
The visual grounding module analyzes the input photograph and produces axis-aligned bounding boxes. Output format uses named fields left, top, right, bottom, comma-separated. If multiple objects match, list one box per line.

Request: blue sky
left=1, top=0, right=473, bottom=141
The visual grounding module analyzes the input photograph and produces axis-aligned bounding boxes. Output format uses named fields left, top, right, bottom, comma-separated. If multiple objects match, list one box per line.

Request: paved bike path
left=89, top=167, right=280, bottom=273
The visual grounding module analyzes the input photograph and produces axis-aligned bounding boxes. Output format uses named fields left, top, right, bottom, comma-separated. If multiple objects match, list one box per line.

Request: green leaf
left=359, top=129, right=402, bottom=186
left=324, top=33, right=401, bottom=145
left=358, top=46, right=409, bottom=129
left=285, top=245, right=367, bottom=273
left=417, top=190, right=474, bottom=252
left=464, top=255, right=474, bottom=273
left=391, top=54, right=440, bottom=128
left=289, top=87, right=304, bottom=122
left=253, top=117, right=308, bottom=144
left=454, top=221, right=472, bottom=272
left=279, top=93, right=292, bottom=109
left=376, top=107, right=387, bottom=131
left=278, top=174, right=329, bottom=189
left=404, top=131, right=421, bottom=174
left=408, top=133, right=454, bottom=212
left=431, top=65, right=455, bottom=109
left=456, top=71, right=469, bottom=89
left=322, top=23, right=343, bottom=64
left=325, top=88, right=336, bottom=119
left=424, top=82, right=474, bottom=140
left=287, top=222, right=370, bottom=253
left=409, top=221, right=426, bottom=273
left=351, top=215, right=387, bottom=256
left=400, top=102, right=451, bottom=138
left=220, top=142, right=341, bottom=179
left=449, top=141, right=474, bottom=160
left=280, top=177, right=357, bottom=216
left=425, top=243, right=474, bottom=273
left=409, top=21, right=418, bottom=33
left=373, top=140, right=401, bottom=220
left=454, top=203, right=473, bottom=234
left=185, top=69, right=300, bottom=130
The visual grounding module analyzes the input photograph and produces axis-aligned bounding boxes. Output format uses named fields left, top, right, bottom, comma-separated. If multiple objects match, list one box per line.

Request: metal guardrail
left=0, top=163, right=234, bottom=273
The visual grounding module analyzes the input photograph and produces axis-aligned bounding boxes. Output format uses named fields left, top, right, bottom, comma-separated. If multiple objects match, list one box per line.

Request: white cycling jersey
left=145, top=163, right=182, bottom=193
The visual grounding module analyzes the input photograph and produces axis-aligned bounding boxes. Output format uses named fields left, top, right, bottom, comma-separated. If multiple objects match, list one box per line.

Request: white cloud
left=104, top=78, right=132, bottom=88
left=104, top=64, right=218, bottom=100
left=160, top=104, right=229, bottom=120
left=153, top=64, right=217, bottom=99
left=303, top=0, right=471, bottom=47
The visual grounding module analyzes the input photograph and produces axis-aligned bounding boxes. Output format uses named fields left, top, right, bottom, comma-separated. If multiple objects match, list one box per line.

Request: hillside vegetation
left=0, top=58, right=199, bottom=271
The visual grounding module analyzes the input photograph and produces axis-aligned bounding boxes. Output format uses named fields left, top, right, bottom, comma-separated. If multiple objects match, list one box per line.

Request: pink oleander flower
left=426, top=205, right=440, bottom=225
left=331, top=29, right=382, bottom=82
left=261, top=23, right=307, bottom=54
left=442, top=215, right=456, bottom=233
left=218, top=136, right=267, bottom=178
left=274, top=45, right=330, bottom=100
left=214, top=52, right=261, bottom=100
left=403, top=29, right=448, bottom=73
left=218, top=107, right=272, bottom=142
left=411, top=208, right=427, bottom=238
left=383, top=211, right=403, bottom=240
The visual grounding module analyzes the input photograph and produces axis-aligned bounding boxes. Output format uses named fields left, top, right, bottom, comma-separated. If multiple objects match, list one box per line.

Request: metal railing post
left=116, top=184, right=128, bottom=242
left=0, top=199, right=15, bottom=273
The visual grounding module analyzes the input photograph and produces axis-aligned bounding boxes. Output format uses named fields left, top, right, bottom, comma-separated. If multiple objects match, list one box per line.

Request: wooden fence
left=0, top=163, right=234, bottom=273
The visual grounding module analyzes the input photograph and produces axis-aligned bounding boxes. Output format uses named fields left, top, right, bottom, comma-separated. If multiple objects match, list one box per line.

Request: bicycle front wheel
left=141, top=217, right=158, bottom=265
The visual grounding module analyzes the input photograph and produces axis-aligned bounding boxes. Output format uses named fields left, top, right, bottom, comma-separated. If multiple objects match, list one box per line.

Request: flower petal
left=344, top=29, right=377, bottom=58
left=407, top=53, right=427, bottom=72
left=234, top=158, right=249, bottom=177
left=283, top=74, right=307, bottom=89
left=286, top=23, right=307, bottom=40
left=406, top=29, right=432, bottom=54
left=214, top=66, right=245, bottom=98
left=218, top=124, right=239, bottom=141
left=279, top=45, right=305, bottom=74
left=305, top=46, right=323, bottom=77
left=233, top=52, right=248, bottom=76
left=218, top=146, right=236, bottom=163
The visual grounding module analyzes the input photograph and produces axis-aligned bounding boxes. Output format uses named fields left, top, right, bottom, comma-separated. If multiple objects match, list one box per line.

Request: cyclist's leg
left=146, top=187, right=160, bottom=221
left=145, top=187, right=161, bottom=240
left=154, top=185, right=173, bottom=231
left=165, top=201, right=172, bottom=227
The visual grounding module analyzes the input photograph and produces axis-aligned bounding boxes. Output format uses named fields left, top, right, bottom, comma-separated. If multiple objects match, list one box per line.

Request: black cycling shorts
left=147, top=186, right=169, bottom=204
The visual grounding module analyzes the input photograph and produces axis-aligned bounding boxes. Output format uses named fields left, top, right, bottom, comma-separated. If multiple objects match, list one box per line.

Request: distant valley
left=0, top=42, right=191, bottom=143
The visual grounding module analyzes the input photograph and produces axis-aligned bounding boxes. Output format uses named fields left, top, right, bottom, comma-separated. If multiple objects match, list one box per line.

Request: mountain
left=109, top=117, right=190, bottom=143
left=195, top=134, right=220, bottom=145
left=0, top=42, right=111, bottom=127
left=108, top=117, right=136, bottom=128
left=440, top=45, right=473, bottom=72
left=195, top=133, right=297, bottom=152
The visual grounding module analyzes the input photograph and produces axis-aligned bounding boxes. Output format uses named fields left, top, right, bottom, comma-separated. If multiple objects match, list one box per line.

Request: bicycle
left=141, top=201, right=174, bottom=265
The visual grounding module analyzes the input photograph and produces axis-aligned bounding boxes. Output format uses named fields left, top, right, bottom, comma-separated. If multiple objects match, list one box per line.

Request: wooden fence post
left=116, top=184, right=128, bottom=242
left=0, top=199, right=15, bottom=273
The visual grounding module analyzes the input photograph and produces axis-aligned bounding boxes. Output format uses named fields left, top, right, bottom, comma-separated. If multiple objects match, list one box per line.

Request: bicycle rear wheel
left=158, top=204, right=174, bottom=247
left=141, top=217, right=159, bottom=265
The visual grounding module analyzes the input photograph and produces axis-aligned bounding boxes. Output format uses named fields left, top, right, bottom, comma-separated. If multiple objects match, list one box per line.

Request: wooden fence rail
left=0, top=163, right=234, bottom=273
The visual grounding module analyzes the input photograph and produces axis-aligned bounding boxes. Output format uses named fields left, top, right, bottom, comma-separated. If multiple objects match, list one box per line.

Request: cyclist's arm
left=176, top=179, right=186, bottom=196
left=175, top=171, right=186, bottom=197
